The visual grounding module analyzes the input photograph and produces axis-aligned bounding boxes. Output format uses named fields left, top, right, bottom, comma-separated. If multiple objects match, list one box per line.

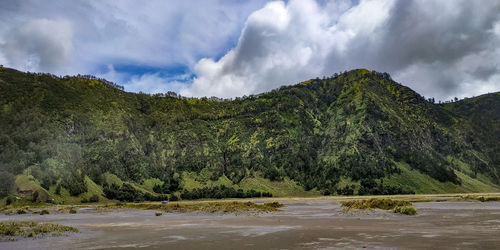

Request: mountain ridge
left=0, top=66, right=499, bottom=203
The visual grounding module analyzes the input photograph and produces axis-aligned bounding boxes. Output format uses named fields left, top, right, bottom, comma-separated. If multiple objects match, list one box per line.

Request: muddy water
left=1, top=200, right=500, bottom=249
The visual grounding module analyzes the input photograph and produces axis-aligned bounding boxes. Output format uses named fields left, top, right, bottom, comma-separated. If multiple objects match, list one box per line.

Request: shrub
left=155, top=212, right=163, bottom=216
left=104, top=183, right=145, bottom=202
left=264, top=202, right=284, bottom=208
left=32, top=191, right=39, bottom=202
left=0, top=171, right=14, bottom=198
left=69, top=208, right=77, bottom=214
left=16, top=209, right=26, bottom=214
left=180, top=186, right=271, bottom=200
left=394, top=206, right=417, bottom=215
left=169, top=194, right=179, bottom=202
left=89, top=195, right=99, bottom=203
left=40, top=209, right=50, bottom=215
left=62, top=173, right=88, bottom=196
left=55, top=184, right=62, bottom=195
left=342, top=199, right=412, bottom=211
left=5, top=196, right=13, bottom=206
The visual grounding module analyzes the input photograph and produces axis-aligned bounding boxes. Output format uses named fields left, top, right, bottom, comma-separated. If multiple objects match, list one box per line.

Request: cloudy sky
left=1, top=0, right=499, bottom=101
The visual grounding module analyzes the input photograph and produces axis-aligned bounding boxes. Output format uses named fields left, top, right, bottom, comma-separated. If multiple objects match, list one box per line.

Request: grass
left=393, top=206, right=417, bottom=215
left=341, top=198, right=416, bottom=215
left=0, top=221, right=78, bottom=240
left=384, top=162, right=500, bottom=194
left=108, top=201, right=284, bottom=214
left=342, top=199, right=411, bottom=211
left=14, top=175, right=51, bottom=202
left=181, top=171, right=319, bottom=197
left=239, top=176, right=319, bottom=197
left=461, top=195, right=500, bottom=202
left=264, top=201, right=284, bottom=208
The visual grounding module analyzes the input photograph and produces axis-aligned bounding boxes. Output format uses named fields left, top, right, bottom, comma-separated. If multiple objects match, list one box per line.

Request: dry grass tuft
left=0, top=221, right=78, bottom=240
left=341, top=198, right=416, bottom=215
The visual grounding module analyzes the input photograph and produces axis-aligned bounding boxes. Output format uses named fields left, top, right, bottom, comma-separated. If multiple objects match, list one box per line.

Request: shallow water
left=1, top=200, right=500, bottom=249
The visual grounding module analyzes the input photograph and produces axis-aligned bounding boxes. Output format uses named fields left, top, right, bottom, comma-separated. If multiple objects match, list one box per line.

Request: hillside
left=0, top=66, right=499, bottom=203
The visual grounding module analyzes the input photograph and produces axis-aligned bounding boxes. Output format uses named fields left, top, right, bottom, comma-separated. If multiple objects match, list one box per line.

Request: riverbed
left=1, top=200, right=500, bottom=249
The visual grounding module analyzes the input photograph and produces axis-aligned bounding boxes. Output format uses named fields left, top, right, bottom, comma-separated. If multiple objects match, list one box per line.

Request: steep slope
left=0, top=66, right=498, bottom=202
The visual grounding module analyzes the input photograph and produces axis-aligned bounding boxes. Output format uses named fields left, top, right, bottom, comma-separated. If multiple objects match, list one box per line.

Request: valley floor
left=1, top=194, right=500, bottom=249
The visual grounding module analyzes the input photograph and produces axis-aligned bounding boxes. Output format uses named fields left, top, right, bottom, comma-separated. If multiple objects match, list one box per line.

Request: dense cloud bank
left=185, top=0, right=500, bottom=100
left=0, top=0, right=499, bottom=100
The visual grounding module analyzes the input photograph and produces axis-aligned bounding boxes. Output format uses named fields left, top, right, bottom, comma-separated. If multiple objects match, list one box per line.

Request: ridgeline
left=0, top=67, right=499, bottom=204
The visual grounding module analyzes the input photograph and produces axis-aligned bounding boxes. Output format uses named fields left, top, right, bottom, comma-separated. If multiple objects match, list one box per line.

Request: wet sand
left=1, top=200, right=500, bottom=249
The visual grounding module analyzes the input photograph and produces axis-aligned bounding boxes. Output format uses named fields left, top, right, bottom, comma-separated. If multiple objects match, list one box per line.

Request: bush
left=357, top=179, right=414, bottom=195
left=155, top=212, right=163, bottom=216
left=180, top=186, right=271, bottom=200
left=69, top=208, right=77, bottom=214
left=55, top=184, right=62, bottom=195
left=169, top=194, right=179, bottom=201
left=0, top=171, right=14, bottom=198
left=394, top=206, right=417, bottom=215
left=103, top=183, right=156, bottom=202
left=32, top=191, right=39, bottom=202
left=337, top=185, right=355, bottom=195
left=89, top=195, right=99, bottom=203
left=5, top=196, right=13, bottom=205
left=62, top=173, right=88, bottom=196
left=264, top=202, right=284, bottom=208
left=16, top=209, right=26, bottom=214
left=342, top=199, right=412, bottom=211
left=39, top=209, right=50, bottom=215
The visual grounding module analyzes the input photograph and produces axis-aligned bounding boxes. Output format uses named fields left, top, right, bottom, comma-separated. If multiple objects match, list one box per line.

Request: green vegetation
left=264, top=201, right=284, bottom=208
left=108, top=201, right=283, bottom=214
left=342, top=198, right=417, bottom=215
left=393, top=206, right=417, bottom=215
left=0, top=221, right=78, bottom=240
left=0, top=67, right=499, bottom=202
left=180, top=185, right=272, bottom=200
left=461, top=195, right=500, bottom=202
left=39, top=209, right=50, bottom=215
left=341, top=198, right=411, bottom=211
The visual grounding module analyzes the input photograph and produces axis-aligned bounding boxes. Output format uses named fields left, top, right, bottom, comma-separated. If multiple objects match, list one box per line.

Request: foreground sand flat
left=1, top=196, right=500, bottom=249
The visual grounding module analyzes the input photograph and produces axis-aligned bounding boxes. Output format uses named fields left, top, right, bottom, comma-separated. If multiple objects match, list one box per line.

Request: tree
left=0, top=171, right=15, bottom=197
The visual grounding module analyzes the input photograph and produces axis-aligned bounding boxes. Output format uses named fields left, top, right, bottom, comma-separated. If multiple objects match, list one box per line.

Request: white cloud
left=0, top=0, right=499, bottom=101
left=1, top=18, right=74, bottom=73
left=183, top=0, right=500, bottom=100
left=0, top=0, right=268, bottom=75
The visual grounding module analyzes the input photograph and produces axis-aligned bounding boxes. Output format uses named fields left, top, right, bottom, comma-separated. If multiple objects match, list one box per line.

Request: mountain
left=0, top=66, right=499, bottom=203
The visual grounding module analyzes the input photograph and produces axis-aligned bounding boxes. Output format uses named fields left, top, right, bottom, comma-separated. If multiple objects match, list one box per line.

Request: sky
left=0, top=0, right=499, bottom=101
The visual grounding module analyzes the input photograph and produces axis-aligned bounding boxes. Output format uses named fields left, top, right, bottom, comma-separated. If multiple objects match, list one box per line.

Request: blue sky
left=1, top=0, right=499, bottom=100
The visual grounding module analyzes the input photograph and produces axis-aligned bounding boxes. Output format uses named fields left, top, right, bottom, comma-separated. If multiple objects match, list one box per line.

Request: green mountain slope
left=0, top=66, right=499, bottom=202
